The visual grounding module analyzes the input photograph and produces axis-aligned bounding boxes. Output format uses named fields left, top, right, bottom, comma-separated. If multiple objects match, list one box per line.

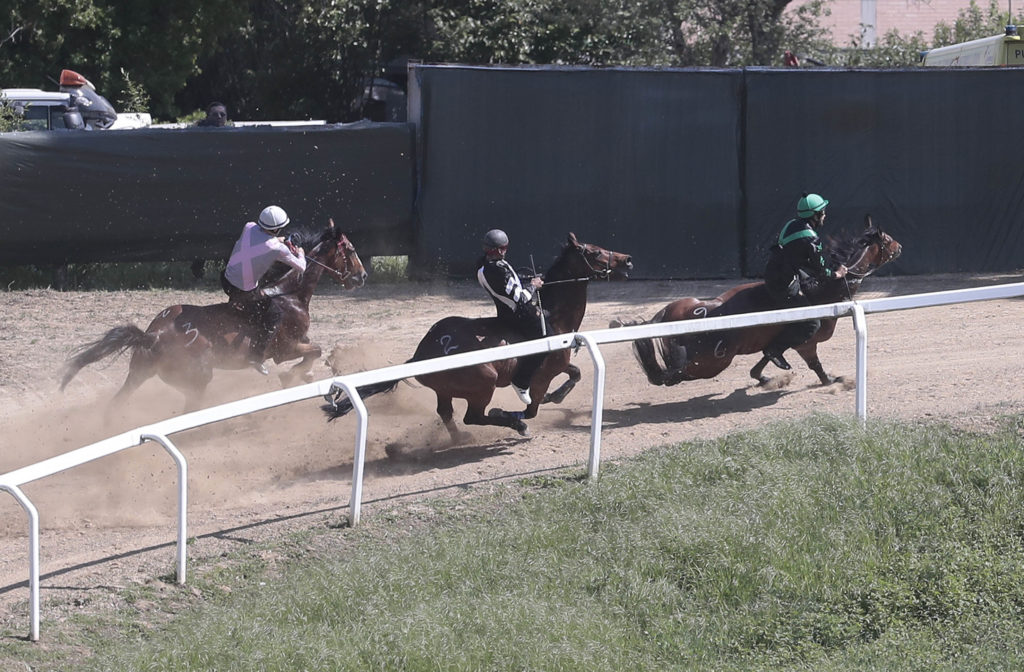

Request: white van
left=1, top=70, right=151, bottom=131
left=922, top=26, right=1024, bottom=66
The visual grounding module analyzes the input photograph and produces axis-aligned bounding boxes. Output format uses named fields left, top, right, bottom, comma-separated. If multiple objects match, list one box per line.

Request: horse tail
left=60, top=325, right=156, bottom=391
left=632, top=336, right=670, bottom=386
left=626, top=307, right=682, bottom=387
left=322, top=378, right=401, bottom=421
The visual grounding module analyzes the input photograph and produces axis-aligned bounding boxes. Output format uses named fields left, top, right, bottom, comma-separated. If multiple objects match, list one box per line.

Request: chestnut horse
left=324, top=232, right=633, bottom=438
left=60, top=220, right=367, bottom=412
left=618, top=217, right=901, bottom=388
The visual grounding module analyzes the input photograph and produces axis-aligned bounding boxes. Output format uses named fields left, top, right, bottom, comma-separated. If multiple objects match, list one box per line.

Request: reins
left=303, top=240, right=353, bottom=282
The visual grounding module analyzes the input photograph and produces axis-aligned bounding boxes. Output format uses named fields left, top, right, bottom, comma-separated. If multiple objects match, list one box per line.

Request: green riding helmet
left=797, top=193, right=829, bottom=218
left=482, top=229, right=509, bottom=249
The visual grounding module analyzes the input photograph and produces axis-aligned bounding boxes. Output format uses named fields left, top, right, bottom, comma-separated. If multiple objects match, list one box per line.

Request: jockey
left=761, top=193, right=848, bottom=371
left=221, top=205, right=306, bottom=375
left=476, top=228, right=546, bottom=405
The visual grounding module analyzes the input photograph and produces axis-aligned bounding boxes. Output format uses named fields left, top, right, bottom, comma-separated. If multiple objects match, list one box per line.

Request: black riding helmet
left=482, top=229, right=509, bottom=249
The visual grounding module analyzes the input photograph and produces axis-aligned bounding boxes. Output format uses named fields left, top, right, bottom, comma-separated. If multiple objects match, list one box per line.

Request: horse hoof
left=608, top=318, right=623, bottom=328
left=515, top=422, right=530, bottom=437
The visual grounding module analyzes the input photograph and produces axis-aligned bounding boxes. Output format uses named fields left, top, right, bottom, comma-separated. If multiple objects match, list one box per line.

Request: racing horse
left=617, top=216, right=901, bottom=388
left=324, top=232, right=633, bottom=438
left=60, top=219, right=367, bottom=412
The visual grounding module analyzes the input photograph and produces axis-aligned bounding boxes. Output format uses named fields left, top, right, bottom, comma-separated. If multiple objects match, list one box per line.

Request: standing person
left=477, top=229, right=546, bottom=405
left=761, top=193, right=848, bottom=370
left=221, top=205, right=306, bottom=374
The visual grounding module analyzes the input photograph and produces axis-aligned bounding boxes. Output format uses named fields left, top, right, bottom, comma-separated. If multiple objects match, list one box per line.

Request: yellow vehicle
left=922, top=26, right=1024, bottom=66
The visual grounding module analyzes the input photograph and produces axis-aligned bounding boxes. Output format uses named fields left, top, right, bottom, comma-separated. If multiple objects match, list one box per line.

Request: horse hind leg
left=103, top=358, right=157, bottom=424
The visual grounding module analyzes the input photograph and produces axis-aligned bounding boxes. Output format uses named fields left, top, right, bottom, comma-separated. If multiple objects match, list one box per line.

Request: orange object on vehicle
left=59, top=69, right=91, bottom=88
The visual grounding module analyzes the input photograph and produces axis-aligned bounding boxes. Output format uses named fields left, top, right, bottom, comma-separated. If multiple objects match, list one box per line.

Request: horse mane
left=823, top=225, right=881, bottom=267
left=285, top=224, right=335, bottom=251
left=259, top=223, right=335, bottom=292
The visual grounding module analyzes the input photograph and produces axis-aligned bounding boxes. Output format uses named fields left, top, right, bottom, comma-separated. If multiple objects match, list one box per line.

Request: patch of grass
left=369, top=255, right=410, bottom=283
left=0, top=261, right=224, bottom=291
left=6, top=413, right=1024, bottom=670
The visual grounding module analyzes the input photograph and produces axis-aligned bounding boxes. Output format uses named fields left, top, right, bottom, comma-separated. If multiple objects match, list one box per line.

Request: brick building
left=793, top=0, right=987, bottom=46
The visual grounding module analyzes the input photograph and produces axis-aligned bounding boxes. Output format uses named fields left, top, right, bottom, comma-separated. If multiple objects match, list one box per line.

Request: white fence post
left=139, top=434, right=188, bottom=584
left=331, top=381, right=369, bottom=527
left=0, top=484, right=40, bottom=641
left=575, top=333, right=606, bottom=480
left=851, top=304, right=868, bottom=424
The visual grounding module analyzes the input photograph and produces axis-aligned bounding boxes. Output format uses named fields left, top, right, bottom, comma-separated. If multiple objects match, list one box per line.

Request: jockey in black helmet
left=476, top=229, right=547, bottom=405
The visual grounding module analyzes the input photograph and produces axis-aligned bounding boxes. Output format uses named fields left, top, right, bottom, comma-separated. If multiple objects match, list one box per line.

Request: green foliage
left=116, top=67, right=149, bottom=113
left=1, top=0, right=1019, bottom=126
left=0, top=94, right=27, bottom=132
left=0, top=261, right=223, bottom=290
left=370, top=255, right=410, bottom=283
left=17, top=413, right=1021, bottom=671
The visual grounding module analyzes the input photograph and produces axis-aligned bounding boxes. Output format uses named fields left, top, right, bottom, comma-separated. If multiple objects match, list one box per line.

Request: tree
left=1, top=0, right=244, bottom=119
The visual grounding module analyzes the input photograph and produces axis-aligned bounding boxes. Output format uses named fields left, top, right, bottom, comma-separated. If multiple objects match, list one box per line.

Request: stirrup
left=249, top=359, right=269, bottom=375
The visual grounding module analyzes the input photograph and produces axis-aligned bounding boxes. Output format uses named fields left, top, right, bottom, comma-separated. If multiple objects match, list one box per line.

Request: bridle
left=844, top=232, right=899, bottom=280
left=543, top=244, right=614, bottom=286
left=304, top=237, right=355, bottom=283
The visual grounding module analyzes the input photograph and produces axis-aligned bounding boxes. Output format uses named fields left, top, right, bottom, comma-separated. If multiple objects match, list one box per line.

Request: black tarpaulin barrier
left=410, top=65, right=743, bottom=279
left=743, top=68, right=1024, bottom=276
left=0, top=122, right=416, bottom=265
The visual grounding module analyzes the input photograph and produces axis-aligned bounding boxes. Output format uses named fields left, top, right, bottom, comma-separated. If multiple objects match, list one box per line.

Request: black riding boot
left=764, top=318, right=821, bottom=370
left=248, top=300, right=283, bottom=375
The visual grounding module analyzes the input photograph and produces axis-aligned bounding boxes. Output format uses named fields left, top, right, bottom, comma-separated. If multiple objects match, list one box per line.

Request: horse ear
left=328, top=218, right=336, bottom=231
left=864, top=214, right=873, bottom=230
left=567, top=232, right=580, bottom=246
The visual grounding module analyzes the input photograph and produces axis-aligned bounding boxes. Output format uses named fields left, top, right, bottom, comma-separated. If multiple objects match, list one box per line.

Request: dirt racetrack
left=2, top=271, right=1024, bottom=622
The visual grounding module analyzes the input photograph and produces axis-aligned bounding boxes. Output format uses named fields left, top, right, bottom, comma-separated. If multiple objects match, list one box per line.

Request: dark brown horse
left=60, top=220, right=367, bottom=411
left=618, top=217, right=901, bottom=388
left=324, top=232, right=633, bottom=438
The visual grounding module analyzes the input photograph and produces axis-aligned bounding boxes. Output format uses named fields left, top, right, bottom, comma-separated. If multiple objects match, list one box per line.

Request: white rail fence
left=3, top=281, right=1023, bottom=640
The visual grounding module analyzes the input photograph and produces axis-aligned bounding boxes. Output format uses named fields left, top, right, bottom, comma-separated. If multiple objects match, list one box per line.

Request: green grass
left=369, top=255, right=409, bottom=283
left=0, top=256, right=412, bottom=291
left=6, top=413, right=1024, bottom=670
left=0, top=261, right=224, bottom=291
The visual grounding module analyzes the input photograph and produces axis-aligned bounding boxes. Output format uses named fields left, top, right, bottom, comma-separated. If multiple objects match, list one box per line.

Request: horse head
left=843, top=215, right=902, bottom=279
left=563, top=232, right=633, bottom=281
left=311, top=219, right=368, bottom=289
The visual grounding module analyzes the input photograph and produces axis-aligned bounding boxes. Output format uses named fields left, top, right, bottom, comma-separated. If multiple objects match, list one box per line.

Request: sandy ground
left=2, top=269, right=1024, bottom=631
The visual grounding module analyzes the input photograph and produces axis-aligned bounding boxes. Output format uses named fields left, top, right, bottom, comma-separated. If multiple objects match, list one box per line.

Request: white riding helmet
left=258, top=205, right=290, bottom=231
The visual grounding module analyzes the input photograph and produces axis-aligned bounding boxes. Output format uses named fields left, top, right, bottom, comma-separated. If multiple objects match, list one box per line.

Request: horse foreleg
left=434, top=394, right=471, bottom=444
left=541, top=363, right=580, bottom=405
left=278, top=342, right=322, bottom=387
left=462, top=392, right=529, bottom=437
left=794, top=343, right=836, bottom=385
left=749, top=356, right=772, bottom=386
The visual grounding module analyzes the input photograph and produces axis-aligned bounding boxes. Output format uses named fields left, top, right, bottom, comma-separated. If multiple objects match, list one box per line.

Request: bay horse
left=324, top=232, right=633, bottom=438
left=617, top=216, right=901, bottom=388
left=60, top=219, right=367, bottom=412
